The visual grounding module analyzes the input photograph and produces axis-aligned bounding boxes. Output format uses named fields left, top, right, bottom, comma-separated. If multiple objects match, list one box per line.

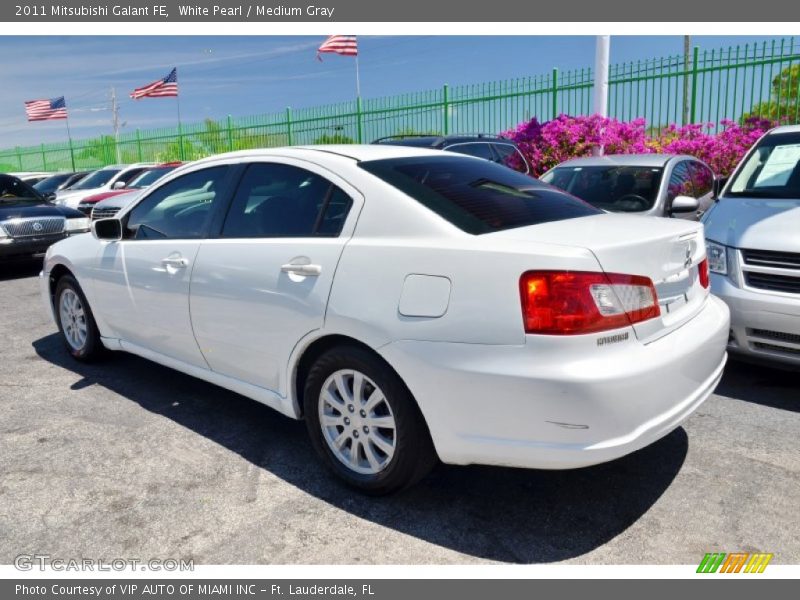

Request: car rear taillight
left=519, top=270, right=661, bottom=335
left=698, top=258, right=710, bottom=289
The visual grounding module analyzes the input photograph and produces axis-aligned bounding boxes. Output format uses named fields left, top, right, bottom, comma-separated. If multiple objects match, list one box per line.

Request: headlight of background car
left=65, top=217, right=91, bottom=233
left=706, top=240, right=728, bottom=275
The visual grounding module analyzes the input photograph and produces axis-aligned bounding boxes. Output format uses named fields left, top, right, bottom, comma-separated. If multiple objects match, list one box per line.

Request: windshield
left=127, top=166, right=177, bottom=189
left=360, top=155, right=599, bottom=235
left=540, top=165, right=664, bottom=212
left=0, top=175, right=44, bottom=204
left=33, top=173, right=71, bottom=194
left=70, top=169, right=121, bottom=190
left=728, top=132, right=800, bottom=198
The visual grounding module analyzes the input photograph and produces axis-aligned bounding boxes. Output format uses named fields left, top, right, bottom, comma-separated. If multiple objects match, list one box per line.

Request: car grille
left=744, top=272, right=800, bottom=294
left=91, top=207, right=120, bottom=220
left=748, top=329, right=800, bottom=344
left=751, top=342, right=800, bottom=357
left=1, top=216, right=65, bottom=238
left=740, top=248, right=800, bottom=295
left=742, top=249, right=800, bottom=270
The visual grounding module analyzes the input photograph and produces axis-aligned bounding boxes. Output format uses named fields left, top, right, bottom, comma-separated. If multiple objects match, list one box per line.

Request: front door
left=91, top=165, right=232, bottom=367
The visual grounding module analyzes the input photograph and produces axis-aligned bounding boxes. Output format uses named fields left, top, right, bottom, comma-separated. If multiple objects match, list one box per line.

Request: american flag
left=24, top=97, right=67, bottom=121
left=130, top=68, right=178, bottom=99
left=317, top=35, right=358, bottom=61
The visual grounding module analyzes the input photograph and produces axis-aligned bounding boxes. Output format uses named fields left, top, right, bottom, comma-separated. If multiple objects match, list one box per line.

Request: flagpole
left=64, top=110, right=76, bottom=171
left=355, top=54, right=361, bottom=99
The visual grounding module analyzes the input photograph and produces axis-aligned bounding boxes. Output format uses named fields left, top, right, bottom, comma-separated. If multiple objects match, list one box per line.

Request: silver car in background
left=703, top=125, right=800, bottom=368
left=540, top=154, right=717, bottom=220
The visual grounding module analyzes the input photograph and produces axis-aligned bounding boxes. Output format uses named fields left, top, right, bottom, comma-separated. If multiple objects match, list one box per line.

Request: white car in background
left=40, top=145, right=729, bottom=494
left=55, top=163, right=154, bottom=209
left=704, top=124, right=800, bottom=368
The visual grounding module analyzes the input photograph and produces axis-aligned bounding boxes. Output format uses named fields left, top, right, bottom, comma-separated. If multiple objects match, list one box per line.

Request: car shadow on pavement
left=0, top=259, right=42, bottom=281
left=33, top=333, right=687, bottom=564
left=715, top=358, right=799, bottom=413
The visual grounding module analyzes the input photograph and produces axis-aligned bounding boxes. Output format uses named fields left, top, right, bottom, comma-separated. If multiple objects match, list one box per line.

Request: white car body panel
left=41, top=145, right=730, bottom=470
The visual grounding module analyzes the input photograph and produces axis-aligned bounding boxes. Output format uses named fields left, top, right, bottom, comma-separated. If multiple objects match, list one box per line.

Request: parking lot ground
left=1, top=261, right=798, bottom=565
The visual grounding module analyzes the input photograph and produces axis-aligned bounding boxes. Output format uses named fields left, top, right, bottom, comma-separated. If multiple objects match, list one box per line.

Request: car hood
left=703, top=196, right=800, bottom=251
left=0, top=202, right=84, bottom=220
left=81, top=189, right=131, bottom=204
left=94, top=190, right=140, bottom=209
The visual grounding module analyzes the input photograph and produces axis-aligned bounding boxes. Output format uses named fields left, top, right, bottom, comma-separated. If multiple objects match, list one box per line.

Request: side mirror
left=91, top=218, right=123, bottom=241
left=45, top=192, right=57, bottom=203
left=713, top=176, right=729, bottom=199
left=112, top=181, right=127, bottom=190
left=671, top=195, right=700, bottom=214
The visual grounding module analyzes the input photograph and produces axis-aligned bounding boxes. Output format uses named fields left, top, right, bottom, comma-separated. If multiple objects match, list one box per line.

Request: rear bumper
left=711, top=272, right=800, bottom=368
left=379, top=295, right=730, bottom=470
left=0, top=235, right=66, bottom=261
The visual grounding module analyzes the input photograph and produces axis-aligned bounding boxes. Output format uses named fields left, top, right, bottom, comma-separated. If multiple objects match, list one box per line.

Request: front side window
left=126, top=166, right=229, bottom=240
left=493, top=143, right=530, bottom=173
left=541, top=165, right=663, bottom=212
left=361, top=155, right=599, bottom=235
left=221, top=163, right=352, bottom=238
left=688, top=161, right=714, bottom=197
left=115, top=168, right=148, bottom=187
left=728, top=132, right=800, bottom=198
left=666, top=161, right=695, bottom=204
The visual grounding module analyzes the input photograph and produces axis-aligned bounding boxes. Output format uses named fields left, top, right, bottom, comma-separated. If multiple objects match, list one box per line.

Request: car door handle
left=161, top=256, right=189, bottom=268
left=281, top=263, right=322, bottom=276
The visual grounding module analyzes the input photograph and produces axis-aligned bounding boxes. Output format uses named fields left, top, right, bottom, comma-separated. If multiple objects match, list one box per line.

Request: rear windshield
left=360, top=155, right=599, bottom=234
left=727, top=132, right=800, bottom=198
left=541, top=165, right=664, bottom=212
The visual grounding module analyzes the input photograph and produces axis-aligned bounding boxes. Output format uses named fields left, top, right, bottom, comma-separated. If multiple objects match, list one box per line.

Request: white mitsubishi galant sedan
left=40, top=145, right=730, bottom=494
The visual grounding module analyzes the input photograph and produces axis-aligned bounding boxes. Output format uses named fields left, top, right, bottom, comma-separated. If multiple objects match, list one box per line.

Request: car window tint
left=689, top=161, right=713, bottom=197
left=222, top=163, right=351, bottom=238
left=667, top=161, right=694, bottom=203
left=126, top=166, right=229, bottom=240
left=446, top=143, right=496, bottom=161
left=360, top=155, right=599, bottom=235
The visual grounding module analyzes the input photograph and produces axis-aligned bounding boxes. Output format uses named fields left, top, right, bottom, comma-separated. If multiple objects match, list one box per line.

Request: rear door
left=189, top=159, right=361, bottom=394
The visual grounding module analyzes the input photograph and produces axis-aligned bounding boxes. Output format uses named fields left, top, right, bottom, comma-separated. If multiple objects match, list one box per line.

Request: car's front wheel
left=304, top=346, right=437, bottom=494
left=54, top=274, right=104, bottom=362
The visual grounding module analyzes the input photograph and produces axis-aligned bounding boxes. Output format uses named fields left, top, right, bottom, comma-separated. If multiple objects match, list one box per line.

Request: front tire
left=54, top=274, right=104, bottom=362
left=304, top=346, right=437, bottom=495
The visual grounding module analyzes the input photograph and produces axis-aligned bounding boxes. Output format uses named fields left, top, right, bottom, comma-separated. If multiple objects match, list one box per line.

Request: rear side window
left=221, top=163, right=352, bottom=238
left=360, top=156, right=599, bottom=235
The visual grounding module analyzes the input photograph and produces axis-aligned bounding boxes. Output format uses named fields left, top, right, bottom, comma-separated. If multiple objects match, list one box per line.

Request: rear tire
left=304, top=345, right=437, bottom=495
left=54, top=274, right=105, bottom=362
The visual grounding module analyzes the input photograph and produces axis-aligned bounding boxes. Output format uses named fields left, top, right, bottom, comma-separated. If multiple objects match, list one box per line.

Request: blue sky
left=0, top=35, right=790, bottom=147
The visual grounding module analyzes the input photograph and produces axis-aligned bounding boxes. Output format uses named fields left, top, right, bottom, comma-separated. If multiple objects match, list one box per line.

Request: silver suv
left=703, top=125, right=800, bottom=368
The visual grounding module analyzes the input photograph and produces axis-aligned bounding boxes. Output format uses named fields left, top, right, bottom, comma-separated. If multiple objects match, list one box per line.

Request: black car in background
left=372, top=133, right=531, bottom=174
left=0, top=174, right=91, bottom=262
left=33, top=171, right=92, bottom=199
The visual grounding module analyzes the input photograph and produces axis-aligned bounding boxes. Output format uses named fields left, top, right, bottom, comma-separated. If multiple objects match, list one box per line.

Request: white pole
left=593, top=35, right=610, bottom=156
left=111, top=86, right=121, bottom=164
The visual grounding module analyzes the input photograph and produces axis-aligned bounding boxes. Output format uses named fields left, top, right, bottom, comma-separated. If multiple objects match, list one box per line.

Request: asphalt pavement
left=1, top=260, right=798, bottom=565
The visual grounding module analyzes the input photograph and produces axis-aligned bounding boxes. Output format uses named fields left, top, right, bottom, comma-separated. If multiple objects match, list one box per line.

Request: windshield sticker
left=754, top=143, right=800, bottom=187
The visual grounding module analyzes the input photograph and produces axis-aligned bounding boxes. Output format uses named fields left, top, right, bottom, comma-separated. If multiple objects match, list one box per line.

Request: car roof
left=551, top=153, right=699, bottom=168
left=373, top=134, right=510, bottom=148
left=768, top=124, right=800, bottom=135
left=189, top=144, right=467, bottom=166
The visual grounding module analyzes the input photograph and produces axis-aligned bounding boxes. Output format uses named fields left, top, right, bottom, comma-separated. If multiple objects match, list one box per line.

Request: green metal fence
left=2, top=37, right=799, bottom=173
